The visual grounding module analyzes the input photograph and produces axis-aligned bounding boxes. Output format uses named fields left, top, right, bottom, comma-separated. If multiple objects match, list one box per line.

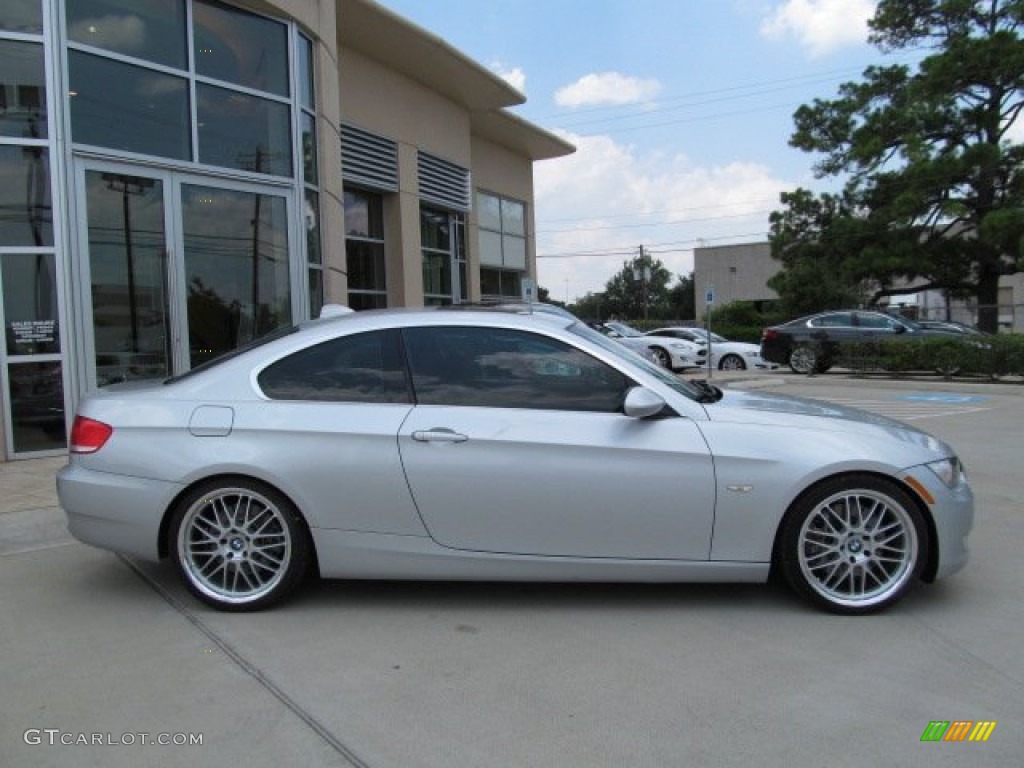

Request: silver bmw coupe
left=57, top=306, right=973, bottom=614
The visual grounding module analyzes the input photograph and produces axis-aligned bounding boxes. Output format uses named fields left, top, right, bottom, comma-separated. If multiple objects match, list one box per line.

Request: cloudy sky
left=376, top=0, right=1020, bottom=303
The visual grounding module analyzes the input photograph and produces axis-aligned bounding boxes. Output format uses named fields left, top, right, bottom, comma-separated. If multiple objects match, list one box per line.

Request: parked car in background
left=647, top=327, right=778, bottom=371
left=593, top=321, right=706, bottom=371
left=760, top=310, right=965, bottom=374
left=58, top=306, right=974, bottom=615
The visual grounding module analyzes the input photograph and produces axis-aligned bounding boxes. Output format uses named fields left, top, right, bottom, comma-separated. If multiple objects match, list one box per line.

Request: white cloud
left=554, top=72, right=662, bottom=108
left=491, top=62, right=526, bottom=95
left=760, top=0, right=875, bottom=58
left=534, top=132, right=792, bottom=301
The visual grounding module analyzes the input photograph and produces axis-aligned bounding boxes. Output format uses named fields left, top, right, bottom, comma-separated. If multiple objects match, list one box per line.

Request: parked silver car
left=58, top=307, right=973, bottom=614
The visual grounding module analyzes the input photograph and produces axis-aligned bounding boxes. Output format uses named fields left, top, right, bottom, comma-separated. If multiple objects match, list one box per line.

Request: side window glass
left=258, top=329, right=409, bottom=403
left=403, top=326, right=632, bottom=412
left=857, top=313, right=890, bottom=329
left=812, top=312, right=853, bottom=328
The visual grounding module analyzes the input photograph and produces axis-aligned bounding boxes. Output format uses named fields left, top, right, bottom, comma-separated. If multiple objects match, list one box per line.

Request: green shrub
left=836, top=334, right=1024, bottom=378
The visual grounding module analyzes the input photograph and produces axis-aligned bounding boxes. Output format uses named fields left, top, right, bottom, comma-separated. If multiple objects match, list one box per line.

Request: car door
left=397, top=325, right=716, bottom=560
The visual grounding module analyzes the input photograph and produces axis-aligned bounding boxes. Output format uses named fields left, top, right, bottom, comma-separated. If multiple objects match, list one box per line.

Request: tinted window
left=857, top=312, right=897, bottom=329
left=258, top=330, right=409, bottom=403
left=403, top=326, right=632, bottom=412
left=69, top=51, right=190, bottom=159
left=809, top=312, right=853, bottom=328
left=67, top=0, right=187, bottom=69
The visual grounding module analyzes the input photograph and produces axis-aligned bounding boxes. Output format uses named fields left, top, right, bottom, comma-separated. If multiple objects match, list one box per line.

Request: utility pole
left=634, top=245, right=650, bottom=322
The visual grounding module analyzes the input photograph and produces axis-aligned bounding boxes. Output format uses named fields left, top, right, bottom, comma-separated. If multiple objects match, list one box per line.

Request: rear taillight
left=762, top=328, right=779, bottom=341
left=69, top=416, right=113, bottom=454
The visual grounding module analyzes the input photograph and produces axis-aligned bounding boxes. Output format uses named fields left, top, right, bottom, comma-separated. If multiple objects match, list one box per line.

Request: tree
left=773, top=0, right=1024, bottom=332
left=601, top=253, right=672, bottom=320
left=668, top=272, right=696, bottom=320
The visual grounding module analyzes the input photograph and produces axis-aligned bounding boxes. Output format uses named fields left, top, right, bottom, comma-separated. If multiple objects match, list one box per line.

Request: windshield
left=605, top=321, right=645, bottom=338
left=569, top=322, right=703, bottom=401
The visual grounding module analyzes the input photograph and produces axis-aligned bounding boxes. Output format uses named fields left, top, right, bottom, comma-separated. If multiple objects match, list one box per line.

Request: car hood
left=704, top=388, right=952, bottom=455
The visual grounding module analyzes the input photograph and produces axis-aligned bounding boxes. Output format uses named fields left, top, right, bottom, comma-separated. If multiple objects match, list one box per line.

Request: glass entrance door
left=77, top=162, right=295, bottom=388
left=83, top=169, right=173, bottom=387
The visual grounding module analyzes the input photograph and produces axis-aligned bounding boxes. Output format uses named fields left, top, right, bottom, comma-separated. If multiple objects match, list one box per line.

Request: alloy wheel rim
left=797, top=489, right=917, bottom=608
left=720, top=355, right=744, bottom=371
left=791, top=348, right=816, bottom=373
left=178, top=488, right=291, bottom=603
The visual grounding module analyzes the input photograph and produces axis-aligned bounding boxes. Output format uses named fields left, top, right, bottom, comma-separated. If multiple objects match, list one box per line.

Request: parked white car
left=647, top=327, right=778, bottom=371
left=596, top=321, right=706, bottom=371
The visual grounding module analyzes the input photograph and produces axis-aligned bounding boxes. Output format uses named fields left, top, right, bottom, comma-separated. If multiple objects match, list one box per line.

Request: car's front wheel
left=718, top=354, right=746, bottom=371
left=778, top=475, right=927, bottom=614
left=169, top=478, right=312, bottom=611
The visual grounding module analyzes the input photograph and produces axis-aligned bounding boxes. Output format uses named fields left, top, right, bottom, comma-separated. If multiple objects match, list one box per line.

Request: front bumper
left=903, top=464, right=974, bottom=580
left=57, top=463, right=184, bottom=562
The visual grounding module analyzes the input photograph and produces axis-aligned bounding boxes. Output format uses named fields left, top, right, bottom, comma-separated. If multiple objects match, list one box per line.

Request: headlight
left=926, top=457, right=965, bottom=488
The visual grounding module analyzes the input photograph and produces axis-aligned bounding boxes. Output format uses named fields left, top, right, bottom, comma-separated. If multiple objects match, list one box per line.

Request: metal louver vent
left=418, top=152, right=470, bottom=211
left=341, top=124, right=398, bottom=191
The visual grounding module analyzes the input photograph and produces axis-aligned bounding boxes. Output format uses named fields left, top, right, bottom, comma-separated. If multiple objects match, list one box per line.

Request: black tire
left=718, top=354, right=746, bottom=371
left=169, top=477, right=312, bottom=611
left=649, top=346, right=672, bottom=369
left=778, top=475, right=928, bottom=615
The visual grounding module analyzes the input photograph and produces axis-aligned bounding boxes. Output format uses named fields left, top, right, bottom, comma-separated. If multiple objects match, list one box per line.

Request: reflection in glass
left=301, top=111, right=317, bottom=183
left=344, top=188, right=382, bottom=238
left=305, top=189, right=321, bottom=264
left=348, top=241, right=386, bottom=292
left=66, top=0, right=186, bottom=69
left=85, top=171, right=170, bottom=385
left=0, top=145, right=52, bottom=247
left=3, top=253, right=59, bottom=355
left=182, top=184, right=291, bottom=367
left=308, top=268, right=323, bottom=318
left=8, top=362, right=66, bottom=453
left=0, top=41, right=46, bottom=138
left=501, top=199, right=525, bottom=235
left=69, top=52, right=190, bottom=160
left=297, top=34, right=314, bottom=109
left=193, top=0, right=289, bottom=97
left=0, top=0, right=43, bottom=34
left=196, top=83, right=291, bottom=176
left=476, top=192, right=501, bottom=230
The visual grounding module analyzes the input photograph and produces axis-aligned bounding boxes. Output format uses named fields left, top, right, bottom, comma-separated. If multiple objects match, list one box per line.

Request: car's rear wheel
left=719, top=354, right=746, bottom=371
left=170, top=478, right=311, bottom=611
left=778, top=475, right=927, bottom=614
left=649, top=346, right=672, bottom=369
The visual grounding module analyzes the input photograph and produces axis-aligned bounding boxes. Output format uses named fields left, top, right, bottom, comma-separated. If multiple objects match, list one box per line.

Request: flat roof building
left=0, top=0, right=573, bottom=459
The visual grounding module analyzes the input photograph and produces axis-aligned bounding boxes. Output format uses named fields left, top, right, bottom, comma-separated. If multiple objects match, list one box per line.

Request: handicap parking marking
left=819, top=396, right=994, bottom=422
left=898, top=393, right=989, bottom=404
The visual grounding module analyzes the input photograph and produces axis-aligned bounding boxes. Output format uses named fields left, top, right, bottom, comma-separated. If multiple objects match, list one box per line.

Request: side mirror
left=623, top=386, right=666, bottom=419
left=892, top=324, right=906, bottom=334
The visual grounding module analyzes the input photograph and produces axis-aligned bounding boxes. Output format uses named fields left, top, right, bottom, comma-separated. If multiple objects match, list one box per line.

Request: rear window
left=165, top=325, right=300, bottom=385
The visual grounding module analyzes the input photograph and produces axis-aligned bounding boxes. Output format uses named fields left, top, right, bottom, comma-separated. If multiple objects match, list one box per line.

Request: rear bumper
left=57, top=463, right=184, bottom=562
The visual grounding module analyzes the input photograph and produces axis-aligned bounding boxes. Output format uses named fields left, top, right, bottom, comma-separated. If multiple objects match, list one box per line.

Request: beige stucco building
left=0, top=0, right=573, bottom=459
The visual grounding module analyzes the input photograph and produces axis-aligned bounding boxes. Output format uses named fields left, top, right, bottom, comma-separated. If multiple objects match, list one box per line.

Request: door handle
left=412, top=428, right=468, bottom=443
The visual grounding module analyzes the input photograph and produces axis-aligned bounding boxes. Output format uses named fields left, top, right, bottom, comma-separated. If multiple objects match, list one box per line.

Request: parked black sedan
left=760, top=310, right=963, bottom=374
